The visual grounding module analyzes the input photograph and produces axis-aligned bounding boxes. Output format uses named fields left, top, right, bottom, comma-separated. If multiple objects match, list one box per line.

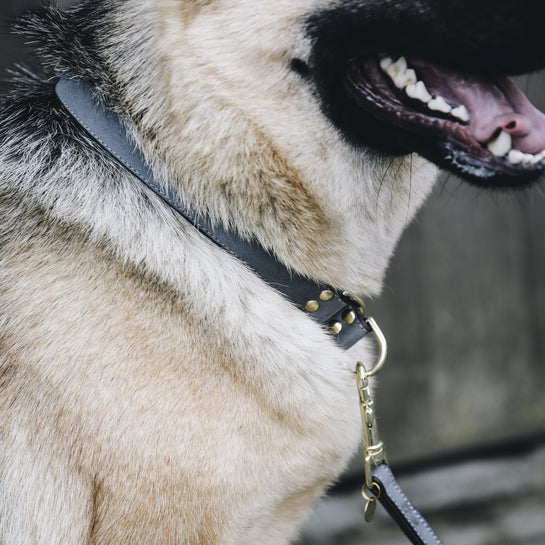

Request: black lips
left=302, top=0, right=545, bottom=188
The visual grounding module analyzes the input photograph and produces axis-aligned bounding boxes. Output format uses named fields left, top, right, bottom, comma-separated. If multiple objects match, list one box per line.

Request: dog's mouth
left=344, top=55, right=545, bottom=187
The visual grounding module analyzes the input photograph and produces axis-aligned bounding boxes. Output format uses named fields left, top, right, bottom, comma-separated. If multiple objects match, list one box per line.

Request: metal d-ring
left=364, top=317, right=388, bottom=378
left=342, top=291, right=387, bottom=378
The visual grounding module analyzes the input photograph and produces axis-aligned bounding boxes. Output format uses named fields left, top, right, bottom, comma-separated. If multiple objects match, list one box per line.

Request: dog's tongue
left=412, top=60, right=545, bottom=154
left=454, top=76, right=545, bottom=153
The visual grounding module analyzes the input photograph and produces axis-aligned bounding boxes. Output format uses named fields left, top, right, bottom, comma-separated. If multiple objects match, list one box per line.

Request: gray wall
left=0, top=0, right=34, bottom=85
left=374, top=169, right=545, bottom=465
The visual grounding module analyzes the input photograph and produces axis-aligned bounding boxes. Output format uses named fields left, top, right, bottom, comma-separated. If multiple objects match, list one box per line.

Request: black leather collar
left=55, top=77, right=371, bottom=349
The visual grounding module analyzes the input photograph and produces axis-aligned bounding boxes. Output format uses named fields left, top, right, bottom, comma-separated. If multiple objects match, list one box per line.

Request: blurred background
left=1, top=1, right=544, bottom=544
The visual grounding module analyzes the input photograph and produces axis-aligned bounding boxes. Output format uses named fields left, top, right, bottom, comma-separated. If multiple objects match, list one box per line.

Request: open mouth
left=344, top=55, right=545, bottom=186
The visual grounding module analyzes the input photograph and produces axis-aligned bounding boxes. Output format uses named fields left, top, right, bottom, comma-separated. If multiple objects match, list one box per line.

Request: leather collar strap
left=55, top=77, right=371, bottom=349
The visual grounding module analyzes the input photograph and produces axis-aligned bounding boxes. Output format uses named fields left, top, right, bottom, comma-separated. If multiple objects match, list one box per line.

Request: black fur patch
left=12, top=1, right=123, bottom=99
left=306, top=0, right=545, bottom=76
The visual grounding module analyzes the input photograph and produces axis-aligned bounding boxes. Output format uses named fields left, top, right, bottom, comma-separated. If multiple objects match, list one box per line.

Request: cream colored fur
left=0, top=0, right=438, bottom=543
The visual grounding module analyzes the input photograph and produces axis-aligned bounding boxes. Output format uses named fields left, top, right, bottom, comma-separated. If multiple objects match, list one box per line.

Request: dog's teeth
left=382, top=58, right=471, bottom=125
left=390, top=56, right=407, bottom=74
left=428, top=96, right=452, bottom=114
left=380, top=56, right=394, bottom=71
left=451, top=105, right=470, bottom=123
left=535, top=150, right=545, bottom=162
left=395, top=68, right=417, bottom=89
left=406, top=81, right=433, bottom=105
left=381, top=56, right=419, bottom=90
left=487, top=131, right=512, bottom=157
left=507, top=149, right=524, bottom=163
left=384, top=56, right=408, bottom=82
left=507, top=148, right=545, bottom=165
left=405, top=83, right=418, bottom=100
left=527, top=150, right=545, bottom=165
left=508, top=151, right=533, bottom=164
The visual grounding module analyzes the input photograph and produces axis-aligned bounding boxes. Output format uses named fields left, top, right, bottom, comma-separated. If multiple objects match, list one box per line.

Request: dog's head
left=148, top=0, right=545, bottom=290
left=26, top=0, right=545, bottom=294
left=158, top=0, right=545, bottom=185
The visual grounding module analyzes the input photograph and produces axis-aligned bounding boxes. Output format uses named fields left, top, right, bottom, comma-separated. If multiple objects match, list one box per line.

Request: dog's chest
left=0, top=223, right=363, bottom=543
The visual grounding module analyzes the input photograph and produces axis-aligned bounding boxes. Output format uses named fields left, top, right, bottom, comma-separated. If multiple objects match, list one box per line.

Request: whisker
left=376, top=157, right=396, bottom=217
left=404, top=154, right=413, bottom=229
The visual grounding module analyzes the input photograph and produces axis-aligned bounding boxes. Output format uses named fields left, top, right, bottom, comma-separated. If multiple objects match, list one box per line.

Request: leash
left=355, top=327, right=444, bottom=545
left=55, top=76, right=444, bottom=545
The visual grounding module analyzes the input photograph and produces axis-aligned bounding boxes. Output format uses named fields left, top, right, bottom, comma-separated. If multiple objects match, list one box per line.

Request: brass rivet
left=319, top=290, right=334, bottom=302
left=343, top=310, right=356, bottom=325
left=305, top=300, right=320, bottom=313
left=328, top=321, right=343, bottom=335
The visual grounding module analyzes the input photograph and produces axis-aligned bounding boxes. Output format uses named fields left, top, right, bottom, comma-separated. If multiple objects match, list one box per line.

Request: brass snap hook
left=354, top=315, right=389, bottom=497
left=362, top=482, right=382, bottom=523
left=361, top=482, right=381, bottom=502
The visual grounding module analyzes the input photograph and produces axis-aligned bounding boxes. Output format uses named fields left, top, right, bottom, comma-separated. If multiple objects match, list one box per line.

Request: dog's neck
left=56, top=77, right=375, bottom=349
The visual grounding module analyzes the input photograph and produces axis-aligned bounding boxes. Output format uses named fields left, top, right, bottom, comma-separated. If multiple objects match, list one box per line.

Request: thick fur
left=0, top=1, right=540, bottom=544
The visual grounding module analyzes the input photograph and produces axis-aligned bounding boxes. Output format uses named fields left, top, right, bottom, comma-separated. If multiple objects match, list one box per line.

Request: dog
left=1, top=1, right=545, bottom=543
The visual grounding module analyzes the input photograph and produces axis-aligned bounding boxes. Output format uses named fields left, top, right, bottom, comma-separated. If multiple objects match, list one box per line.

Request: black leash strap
left=373, top=465, right=444, bottom=545
left=55, top=77, right=371, bottom=349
